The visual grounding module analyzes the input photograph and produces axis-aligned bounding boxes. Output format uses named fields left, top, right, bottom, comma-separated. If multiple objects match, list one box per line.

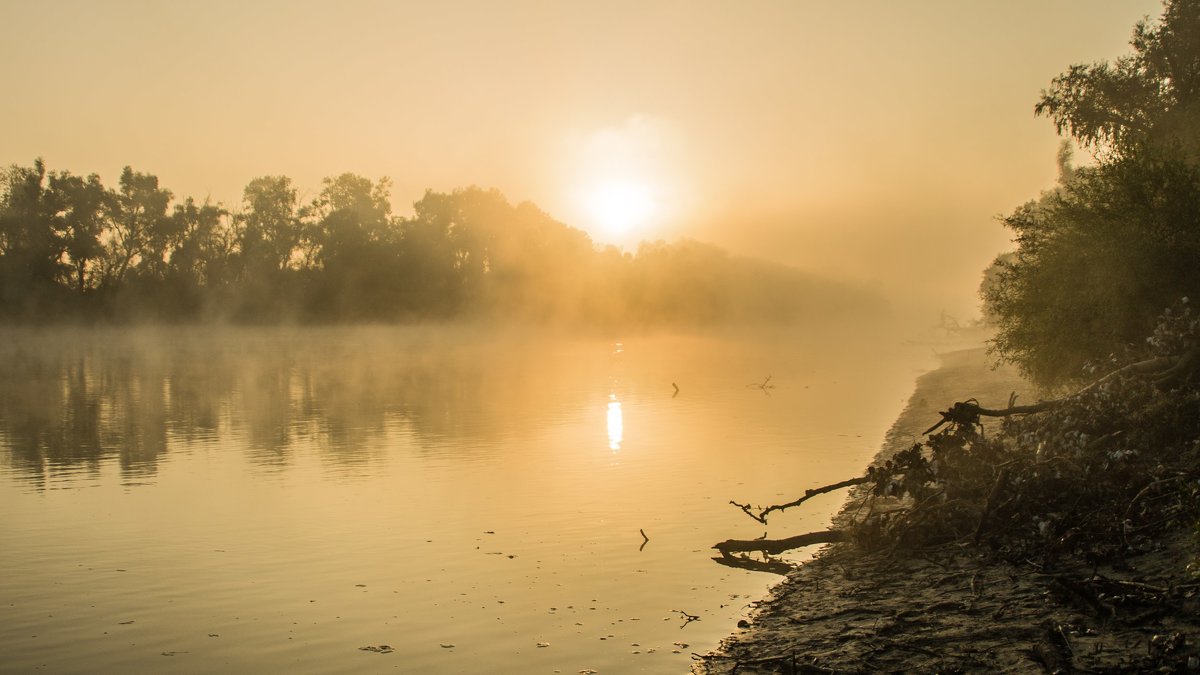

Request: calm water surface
left=0, top=325, right=930, bottom=673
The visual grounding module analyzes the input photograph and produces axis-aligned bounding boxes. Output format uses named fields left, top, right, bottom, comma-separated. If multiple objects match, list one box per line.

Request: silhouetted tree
left=238, top=176, right=303, bottom=275
left=400, top=189, right=474, bottom=315
left=158, top=197, right=235, bottom=317
left=0, top=159, right=65, bottom=316
left=102, top=166, right=173, bottom=287
left=48, top=171, right=109, bottom=294
left=1036, top=0, right=1200, bottom=158
left=304, top=173, right=401, bottom=319
left=233, top=175, right=305, bottom=320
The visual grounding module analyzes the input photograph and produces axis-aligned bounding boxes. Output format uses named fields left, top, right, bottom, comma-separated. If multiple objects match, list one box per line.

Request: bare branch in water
left=747, top=375, right=775, bottom=394
left=731, top=476, right=872, bottom=525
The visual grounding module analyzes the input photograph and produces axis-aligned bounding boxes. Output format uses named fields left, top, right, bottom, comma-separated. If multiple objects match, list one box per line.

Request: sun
left=583, top=179, right=657, bottom=241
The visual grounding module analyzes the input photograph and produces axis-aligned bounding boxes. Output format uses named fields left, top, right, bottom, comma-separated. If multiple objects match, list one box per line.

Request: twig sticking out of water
left=747, top=375, right=775, bottom=394
left=672, top=609, right=701, bottom=627
left=639, top=528, right=650, bottom=551
left=672, top=382, right=680, bottom=398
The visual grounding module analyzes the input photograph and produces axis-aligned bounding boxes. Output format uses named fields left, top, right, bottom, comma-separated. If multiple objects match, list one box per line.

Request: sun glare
left=562, top=115, right=692, bottom=246
left=584, top=179, right=657, bottom=240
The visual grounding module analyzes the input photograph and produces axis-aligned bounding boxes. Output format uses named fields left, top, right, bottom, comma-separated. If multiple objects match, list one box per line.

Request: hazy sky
left=0, top=0, right=1164, bottom=318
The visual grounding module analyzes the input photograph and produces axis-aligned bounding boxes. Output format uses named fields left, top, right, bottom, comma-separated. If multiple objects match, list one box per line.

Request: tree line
left=0, top=163, right=880, bottom=325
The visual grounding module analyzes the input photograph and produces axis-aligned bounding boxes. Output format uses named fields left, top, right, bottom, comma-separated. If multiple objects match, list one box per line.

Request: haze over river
left=0, top=325, right=933, bottom=673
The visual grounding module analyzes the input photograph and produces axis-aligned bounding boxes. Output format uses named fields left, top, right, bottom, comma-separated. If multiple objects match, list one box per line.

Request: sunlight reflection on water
left=607, top=396, right=623, bottom=451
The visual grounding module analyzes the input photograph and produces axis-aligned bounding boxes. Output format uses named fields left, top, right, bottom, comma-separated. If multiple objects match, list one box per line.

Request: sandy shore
left=694, top=348, right=1200, bottom=673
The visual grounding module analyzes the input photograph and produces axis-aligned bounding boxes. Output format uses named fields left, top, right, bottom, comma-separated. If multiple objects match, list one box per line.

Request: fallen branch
left=747, top=375, right=775, bottom=393
left=924, top=353, right=1186, bottom=435
left=672, top=609, right=701, bottom=627
left=714, top=529, right=848, bottom=557
left=923, top=397, right=1057, bottom=435
left=731, top=475, right=871, bottom=524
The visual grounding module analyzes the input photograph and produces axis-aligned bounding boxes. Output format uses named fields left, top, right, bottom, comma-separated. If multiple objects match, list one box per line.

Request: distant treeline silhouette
left=0, top=159, right=882, bottom=325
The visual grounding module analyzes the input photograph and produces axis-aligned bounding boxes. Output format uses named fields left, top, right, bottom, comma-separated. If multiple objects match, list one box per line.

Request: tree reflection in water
left=0, top=326, right=602, bottom=488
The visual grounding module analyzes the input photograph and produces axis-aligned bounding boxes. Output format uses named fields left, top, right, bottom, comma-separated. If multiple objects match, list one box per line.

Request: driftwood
left=713, top=529, right=849, bottom=557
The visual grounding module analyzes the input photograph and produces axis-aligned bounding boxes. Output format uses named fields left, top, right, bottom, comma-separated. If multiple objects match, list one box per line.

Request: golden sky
left=0, top=0, right=1163, bottom=318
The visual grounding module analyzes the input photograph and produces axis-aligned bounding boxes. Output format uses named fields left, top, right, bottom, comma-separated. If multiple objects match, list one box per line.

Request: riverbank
left=694, top=347, right=1200, bottom=673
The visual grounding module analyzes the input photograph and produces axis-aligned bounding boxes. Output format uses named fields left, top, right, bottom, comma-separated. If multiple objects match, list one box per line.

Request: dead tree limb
left=714, top=529, right=849, bottom=556
left=923, top=398, right=1057, bottom=435
left=731, top=476, right=872, bottom=524
left=747, top=375, right=776, bottom=393
left=923, top=353, right=1187, bottom=435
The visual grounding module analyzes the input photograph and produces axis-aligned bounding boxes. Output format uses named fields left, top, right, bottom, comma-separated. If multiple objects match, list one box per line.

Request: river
left=0, top=324, right=932, bottom=673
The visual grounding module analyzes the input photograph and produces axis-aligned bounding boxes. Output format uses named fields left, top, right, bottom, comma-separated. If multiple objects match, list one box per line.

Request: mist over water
left=0, top=323, right=933, bottom=673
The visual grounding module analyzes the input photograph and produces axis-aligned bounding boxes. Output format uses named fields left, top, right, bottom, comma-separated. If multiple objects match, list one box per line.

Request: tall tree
left=168, top=197, right=232, bottom=288
left=238, top=175, right=302, bottom=275
left=403, top=187, right=499, bottom=312
left=0, top=159, right=64, bottom=314
left=985, top=157, right=1200, bottom=384
left=305, top=173, right=394, bottom=272
left=986, top=0, right=1200, bottom=385
left=102, top=167, right=173, bottom=286
left=303, top=173, right=400, bottom=319
left=48, top=171, right=109, bottom=293
left=1036, top=0, right=1200, bottom=157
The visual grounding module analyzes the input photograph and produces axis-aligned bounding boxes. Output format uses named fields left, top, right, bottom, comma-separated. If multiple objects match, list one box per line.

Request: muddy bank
left=694, top=348, right=1200, bottom=673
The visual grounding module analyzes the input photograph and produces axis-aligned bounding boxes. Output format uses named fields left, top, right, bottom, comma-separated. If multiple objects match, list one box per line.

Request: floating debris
left=359, top=645, right=394, bottom=653
left=439, top=643, right=455, bottom=649
left=536, top=642, right=550, bottom=648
